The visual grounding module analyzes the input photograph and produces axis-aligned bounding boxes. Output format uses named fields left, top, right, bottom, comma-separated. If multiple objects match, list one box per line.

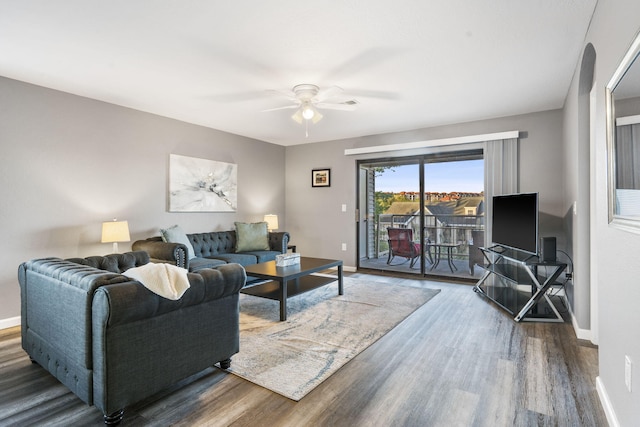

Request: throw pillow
left=160, top=225, right=196, bottom=260
left=235, top=221, right=270, bottom=252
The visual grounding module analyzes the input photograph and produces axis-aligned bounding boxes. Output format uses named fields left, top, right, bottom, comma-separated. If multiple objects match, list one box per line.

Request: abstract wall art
left=169, top=154, right=237, bottom=212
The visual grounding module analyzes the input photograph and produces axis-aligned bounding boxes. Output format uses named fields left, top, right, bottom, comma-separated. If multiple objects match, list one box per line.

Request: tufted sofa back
left=188, top=231, right=236, bottom=258
left=66, top=251, right=150, bottom=273
left=134, top=230, right=289, bottom=270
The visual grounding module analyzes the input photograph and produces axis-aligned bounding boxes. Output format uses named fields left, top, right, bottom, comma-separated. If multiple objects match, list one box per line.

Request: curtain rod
left=344, top=131, right=520, bottom=156
left=616, top=115, right=640, bottom=126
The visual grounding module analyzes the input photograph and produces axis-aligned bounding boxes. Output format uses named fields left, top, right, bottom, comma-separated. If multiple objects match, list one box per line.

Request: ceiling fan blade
left=262, top=104, right=300, bottom=112
left=345, top=89, right=399, bottom=100
left=322, top=47, right=405, bottom=81
left=316, top=101, right=358, bottom=111
left=207, top=90, right=271, bottom=103
left=265, top=89, right=298, bottom=101
left=315, top=85, right=344, bottom=102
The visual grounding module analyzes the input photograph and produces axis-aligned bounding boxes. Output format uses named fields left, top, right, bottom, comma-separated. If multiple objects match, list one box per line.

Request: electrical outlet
left=341, top=243, right=347, bottom=251
left=625, top=355, right=633, bottom=392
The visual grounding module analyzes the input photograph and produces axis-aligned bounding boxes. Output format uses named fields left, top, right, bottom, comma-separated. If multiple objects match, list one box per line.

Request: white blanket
left=124, top=263, right=190, bottom=300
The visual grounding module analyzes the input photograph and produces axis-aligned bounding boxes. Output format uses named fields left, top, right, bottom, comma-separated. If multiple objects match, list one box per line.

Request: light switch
left=341, top=204, right=347, bottom=212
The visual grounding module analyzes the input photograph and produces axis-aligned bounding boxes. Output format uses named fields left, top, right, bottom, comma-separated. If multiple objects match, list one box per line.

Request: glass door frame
left=356, top=149, right=484, bottom=279
left=357, top=155, right=426, bottom=274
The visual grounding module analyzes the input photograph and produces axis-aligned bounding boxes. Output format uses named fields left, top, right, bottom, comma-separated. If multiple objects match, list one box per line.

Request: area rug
left=227, top=277, right=441, bottom=400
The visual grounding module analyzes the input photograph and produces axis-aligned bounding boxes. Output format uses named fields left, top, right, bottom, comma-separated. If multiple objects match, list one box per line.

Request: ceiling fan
left=263, top=84, right=359, bottom=125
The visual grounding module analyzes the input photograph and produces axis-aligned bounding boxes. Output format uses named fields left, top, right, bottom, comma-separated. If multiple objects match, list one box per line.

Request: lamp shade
left=263, top=214, right=279, bottom=231
left=101, top=220, right=131, bottom=243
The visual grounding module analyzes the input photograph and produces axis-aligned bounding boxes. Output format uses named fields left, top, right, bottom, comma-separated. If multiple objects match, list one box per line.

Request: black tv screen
left=492, top=192, right=539, bottom=255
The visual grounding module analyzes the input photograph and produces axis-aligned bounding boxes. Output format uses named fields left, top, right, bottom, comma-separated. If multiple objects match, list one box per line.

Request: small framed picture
left=312, top=168, right=331, bottom=187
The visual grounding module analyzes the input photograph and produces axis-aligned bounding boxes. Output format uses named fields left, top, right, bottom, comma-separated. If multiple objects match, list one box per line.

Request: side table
left=429, top=243, right=460, bottom=273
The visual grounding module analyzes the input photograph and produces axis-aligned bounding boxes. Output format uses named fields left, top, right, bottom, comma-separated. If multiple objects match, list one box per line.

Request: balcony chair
left=468, top=229, right=485, bottom=275
left=387, top=227, right=422, bottom=268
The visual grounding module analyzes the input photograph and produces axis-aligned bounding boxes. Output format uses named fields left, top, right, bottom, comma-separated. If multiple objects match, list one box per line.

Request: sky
left=375, top=159, right=484, bottom=193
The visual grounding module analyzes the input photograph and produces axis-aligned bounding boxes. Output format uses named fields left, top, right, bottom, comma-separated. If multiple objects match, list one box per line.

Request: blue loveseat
left=19, top=251, right=245, bottom=424
left=132, top=227, right=290, bottom=272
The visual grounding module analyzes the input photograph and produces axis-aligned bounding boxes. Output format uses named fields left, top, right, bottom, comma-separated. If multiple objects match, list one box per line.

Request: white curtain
left=483, top=138, right=519, bottom=246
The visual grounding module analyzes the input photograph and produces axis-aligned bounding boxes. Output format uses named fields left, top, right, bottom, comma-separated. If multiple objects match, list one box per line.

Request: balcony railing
left=375, top=214, right=485, bottom=262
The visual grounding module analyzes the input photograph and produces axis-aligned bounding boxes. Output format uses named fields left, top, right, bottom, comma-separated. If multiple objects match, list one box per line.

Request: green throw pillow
left=160, top=224, right=196, bottom=260
left=235, top=221, right=270, bottom=252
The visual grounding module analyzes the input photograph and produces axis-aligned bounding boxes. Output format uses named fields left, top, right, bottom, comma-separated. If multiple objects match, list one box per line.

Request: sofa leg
left=219, top=358, right=231, bottom=370
left=104, top=409, right=124, bottom=425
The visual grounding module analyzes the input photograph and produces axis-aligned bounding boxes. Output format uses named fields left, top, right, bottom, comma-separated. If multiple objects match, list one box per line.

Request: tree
left=375, top=192, right=394, bottom=216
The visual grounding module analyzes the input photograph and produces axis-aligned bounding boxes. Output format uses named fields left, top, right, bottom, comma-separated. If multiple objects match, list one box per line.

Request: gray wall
left=563, top=0, right=640, bottom=424
left=285, top=109, right=566, bottom=268
left=0, top=76, right=285, bottom=322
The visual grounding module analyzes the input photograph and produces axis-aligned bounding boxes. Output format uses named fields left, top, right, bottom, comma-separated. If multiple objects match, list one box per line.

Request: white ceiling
left=0, top=1, right=597, bottom=146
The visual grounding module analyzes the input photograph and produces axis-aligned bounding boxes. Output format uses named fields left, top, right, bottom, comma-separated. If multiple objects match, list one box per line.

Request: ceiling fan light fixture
left=275, top=83, right=352, bottom=127
left=291, top=109, right=303, bottom=124
left=311, top=109, right=323, bottom=124
left=302, top=104, right=315, bottom=120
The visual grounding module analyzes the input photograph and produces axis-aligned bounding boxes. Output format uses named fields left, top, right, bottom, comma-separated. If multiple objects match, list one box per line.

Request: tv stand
left=473, top=246, right=567, bottom=322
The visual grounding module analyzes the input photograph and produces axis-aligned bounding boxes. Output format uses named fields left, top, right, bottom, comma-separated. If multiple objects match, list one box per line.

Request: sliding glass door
left=359, top=159, right=422, bottom=274
left=357, top=150, right=484, bottom=280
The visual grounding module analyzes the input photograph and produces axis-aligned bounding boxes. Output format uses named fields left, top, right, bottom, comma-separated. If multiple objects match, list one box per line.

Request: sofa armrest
left=18, top=258, right=135, bottom=383
left=268, top=232, right=290, bottom=254
left=132, top=239, right=188, bottom=269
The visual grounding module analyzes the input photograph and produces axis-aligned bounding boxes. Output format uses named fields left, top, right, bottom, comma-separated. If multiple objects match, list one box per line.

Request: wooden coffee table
left=241, top=257, right=343, bottom=321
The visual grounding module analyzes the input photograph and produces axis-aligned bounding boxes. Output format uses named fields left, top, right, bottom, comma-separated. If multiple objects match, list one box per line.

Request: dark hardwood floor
left=0, top=272, right=607, bottom=426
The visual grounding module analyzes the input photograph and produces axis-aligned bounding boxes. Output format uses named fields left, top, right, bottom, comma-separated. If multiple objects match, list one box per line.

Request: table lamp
left=101, top=219, right=130, bottom=253
left=264, top=214, right=279, bottom=232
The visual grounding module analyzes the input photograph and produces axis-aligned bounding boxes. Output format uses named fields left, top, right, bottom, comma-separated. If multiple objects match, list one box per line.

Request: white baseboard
left=571, top=313, right=592, bottom=341
left=596, top=376, right=620, bottom=427
left=0, top=316, right=20, bottom=330
left=564, top=295, right=593, bottom=341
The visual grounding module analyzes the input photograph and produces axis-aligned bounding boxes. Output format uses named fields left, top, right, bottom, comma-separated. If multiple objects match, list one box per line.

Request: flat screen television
left=491, top=192, right=539, bottom=255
